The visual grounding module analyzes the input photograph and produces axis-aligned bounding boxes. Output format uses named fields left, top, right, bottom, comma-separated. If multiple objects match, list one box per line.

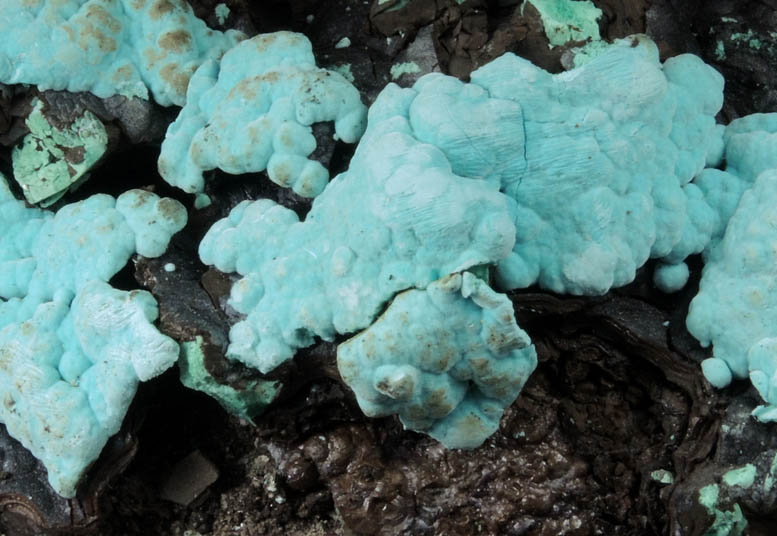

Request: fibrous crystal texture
left=442, top=36, right=724, bottom=294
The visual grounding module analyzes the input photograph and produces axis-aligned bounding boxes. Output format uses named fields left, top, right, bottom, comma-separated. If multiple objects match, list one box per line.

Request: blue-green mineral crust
left=355, top=36, right=725, bottom=295
left=158, top=31, right=367, bottom=197
left=685, top=115, right=777, bottom=402
left=694, top=113, right=777, bottom=261
left=199, top=107, right=517, bottom=373
left=687, top=171, right=777, bottom=416
left=198, top=35, right=735, bottom=446
left=0, top=0, right=244, bottom=106
left=473, top=36, right=724, bottom=294
left=0, top=174, right=186, bottom=496
left=338, top=272, right=537, bottom=448
left=179, top=336, right=279, bottom=422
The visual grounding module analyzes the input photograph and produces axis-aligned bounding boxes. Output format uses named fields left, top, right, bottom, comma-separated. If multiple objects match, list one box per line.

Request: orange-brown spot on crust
left=468, top=356, right=489, bottom=373
left=260, top=72, right=280, bottom=84
left=112, top=65, right=133, bottom=81
left=487, top=330, right=512, bottom=351
left=77, top=20, right=117, bottom=53
left=158, top=30, right=192, bottom=52
left=143, top=48, right=164, bottom=67
left=252, top=35, right=276, bottom=54
left=85, top=3, right=122, bottom=34
left=253, top=33, right=305, bottom=54
left=407, top=405, right=428, bottom=421
left=128, top=190, right=153, bottom=209
left=279, top=131, right=294, bottom=149
left=149, top=0, right=176, bottom=20
left=62, top=24, right=75, bottom=42
left=425, top=388, right=452, bottom=414
left=227, top=76, right=276, bottom=101
left=271, top=161, right=293, bottom=187
left=157, top=198, right=183, bottom=221
left=159, top=63, right=194, bottom=98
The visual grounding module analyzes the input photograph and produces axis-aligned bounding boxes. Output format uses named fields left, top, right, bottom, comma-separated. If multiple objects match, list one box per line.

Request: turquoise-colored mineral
left=360, top=36, right=724, bottom=295
left=198, top=107, right=516, bottom=373
left=115, top=189, right=189, bottom=257
left=198, top=36, right=731, bottom=447
left=338, top=272, right=537, bottom=448
left=694, top=113, right=777, bottom=260
left=525, top=0, right=602, bottom=47
left=214, top=3, right=230, bottom=25
left=698, top=484, right=748, bottom=536
left=158, top=32, right=367, bottom=197
left=12, top=98, right=108, bottom=206
left=653, top=262, right=690, bottom=294
left=687, top=171, right=777, bottom=417
left=0, top=0, right=244, bottom=106
left=569, top=39, right=614, bottom=68
left=678, top=113, right=777, bottom=405
left=179, top=336, right=279, bottom=422
left=0, top=173, right=186, bottom=496
left=722, top=464, right=757, bottom=488
left=477, top=37, right=724, bottom=294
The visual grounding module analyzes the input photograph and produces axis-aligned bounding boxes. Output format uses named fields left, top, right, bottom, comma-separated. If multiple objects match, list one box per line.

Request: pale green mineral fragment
left=569, top=39, right=613, bottom=67
left=332, top=64, right=356, bottom=83
left=525, top=0, right=602, bottom=47
left=650, top=469, right=675, bottom=485
left=13, top=99, right=108, bottom=206
left=194, top=193, right=212, bottom=209
left=698, top=484, right=748, bottom=536
left=730, top=30, right=763, bottom=50
left=722, top=464, right=757, bottom=488
left=715, top=41, right=726, bottom=61
left=390, top=61, right=421, bottom=80
left=214, top=3, right=230, bottom=25
left=179, top=337, right=279, bottom=422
